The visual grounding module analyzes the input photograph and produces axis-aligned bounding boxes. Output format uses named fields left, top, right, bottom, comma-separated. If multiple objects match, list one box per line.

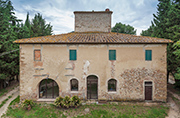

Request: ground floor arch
left=39, top=78, right=59, bottom=98
left=87, top=75, right=98, bottom=99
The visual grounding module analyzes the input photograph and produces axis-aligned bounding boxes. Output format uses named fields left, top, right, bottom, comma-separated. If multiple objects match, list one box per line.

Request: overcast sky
left=11, top=0, right=158, bottom=35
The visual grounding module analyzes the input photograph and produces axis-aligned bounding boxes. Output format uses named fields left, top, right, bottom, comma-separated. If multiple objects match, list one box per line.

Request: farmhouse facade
left=15, top=9, right=172, bottom=102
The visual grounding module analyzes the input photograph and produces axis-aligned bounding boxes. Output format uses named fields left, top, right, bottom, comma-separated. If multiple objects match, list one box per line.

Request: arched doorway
left=87, top=75, right=98, bottom=99
left=39, top=78, right=59, bottom=98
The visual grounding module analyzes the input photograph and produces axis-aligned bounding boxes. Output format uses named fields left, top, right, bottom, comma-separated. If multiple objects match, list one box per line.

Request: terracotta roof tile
left=14, top=32, right=173, bottom=44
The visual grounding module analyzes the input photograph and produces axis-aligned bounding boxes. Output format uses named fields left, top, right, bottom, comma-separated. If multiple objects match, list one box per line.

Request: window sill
left=108, top=91, right=117, bottom=93
left=37, top=98, right=56, bottom=102
left=70, top=91, right=78, bottom=93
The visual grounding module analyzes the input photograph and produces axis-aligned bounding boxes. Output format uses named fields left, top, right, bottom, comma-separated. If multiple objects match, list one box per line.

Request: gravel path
left=0, top=86, right=19, bottom=117
left=166, top=90, right=180, bottom=118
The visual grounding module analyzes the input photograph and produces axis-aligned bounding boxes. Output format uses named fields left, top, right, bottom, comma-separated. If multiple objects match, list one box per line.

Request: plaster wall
left=19, top=44, right=167, bottom=102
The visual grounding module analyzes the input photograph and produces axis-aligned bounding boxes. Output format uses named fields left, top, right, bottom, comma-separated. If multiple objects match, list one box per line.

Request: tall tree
left=111, top=22, right=136, bottom=35
left=141, top=0, right=180, bottom=86
left=0, top=0, right=20, bottom=86
left=31, top=13, right=53, bottom=37
left=141, top=23, right=155, bottom=36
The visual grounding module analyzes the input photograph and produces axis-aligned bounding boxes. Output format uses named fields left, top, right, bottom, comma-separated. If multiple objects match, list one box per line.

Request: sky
left=11, top=0, right=158, bottom=35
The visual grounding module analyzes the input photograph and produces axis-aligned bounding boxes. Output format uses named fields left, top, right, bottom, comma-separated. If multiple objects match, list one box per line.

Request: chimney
left=74, top=9, right=113, bottom=32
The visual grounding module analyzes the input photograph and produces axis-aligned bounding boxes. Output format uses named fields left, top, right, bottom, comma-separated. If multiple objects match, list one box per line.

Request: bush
left=54, top=96, right=63, bottom=108
left=70, top=95, right=81, bottom=108
left=54, top=95, right=81, bottom=108
left=21, top=99, right=35, bottom=110
left=62, top=96, right=71, bottom=108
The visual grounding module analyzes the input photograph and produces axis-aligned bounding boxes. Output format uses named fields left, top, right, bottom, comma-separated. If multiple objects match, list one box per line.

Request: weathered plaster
left=20, top=44, right=167, bottom=102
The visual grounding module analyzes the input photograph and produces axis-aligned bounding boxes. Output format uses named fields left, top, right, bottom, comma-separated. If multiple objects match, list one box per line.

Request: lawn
left=2, top=96, right=169, bottom=118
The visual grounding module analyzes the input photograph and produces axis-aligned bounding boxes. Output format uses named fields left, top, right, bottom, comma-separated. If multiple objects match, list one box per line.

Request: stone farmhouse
left=14, top=9, right=172, bottom=102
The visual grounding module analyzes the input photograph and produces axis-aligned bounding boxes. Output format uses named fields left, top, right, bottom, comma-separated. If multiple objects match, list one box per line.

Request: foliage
left=0, top=95, right=12, bottom=108
left=3, top=103, right=168, bottom=118
left=9, top=95, right=20, bottom=106
left=54, top=96, right=63, bottom=108
left=54, top=95, right=81, bottom=108
left=0, top=88, right=8, bottom=97
left=21, top=99, right=35, bottom=110
left=173, top=41, right=180, bottom=87
left=141, top=23, right=155, bottom=36
left=0, top=0, right=53, bottom=81
left=62, top=96, right=71, bottom=108
left=140, top=0, right=180, bottom=84
left=0, top=0, right=20, bottom=80
left=111, top=22, right=136, bottom=35
left=70, top=95, right=81, bottom=107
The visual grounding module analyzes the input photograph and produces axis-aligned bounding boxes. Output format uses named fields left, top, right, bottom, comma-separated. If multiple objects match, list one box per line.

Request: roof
left=74, top=11, right=113, bottom=14
left=14, top=32, right=173, bottom=44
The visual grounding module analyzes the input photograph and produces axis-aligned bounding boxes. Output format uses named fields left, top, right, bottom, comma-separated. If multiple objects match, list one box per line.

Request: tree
left=141, top=23, right=155, bottom=36
left=173, top=41, right=180, bottom=87
left=31, top=13, right=53, bottom=37
left=111, top=22, right=136, bottom=35
left=140, top=0, right=180, bottom=86
left=0, top=0, right=20, bottom=88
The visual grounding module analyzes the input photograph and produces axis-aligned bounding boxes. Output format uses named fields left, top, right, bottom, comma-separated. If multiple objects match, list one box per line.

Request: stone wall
left=74, top=11, right=112, bottom=32
left=19, top=44, right=167, bottom=102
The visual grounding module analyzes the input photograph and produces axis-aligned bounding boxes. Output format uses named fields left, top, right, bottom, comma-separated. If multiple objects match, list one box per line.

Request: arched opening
left=70, top=79, right=78, bottom=91
left=108, top=79, right=117, bottom=92
left=39, top=78, right=59, bottom=98
left=87, top=75, right=98, bottom=99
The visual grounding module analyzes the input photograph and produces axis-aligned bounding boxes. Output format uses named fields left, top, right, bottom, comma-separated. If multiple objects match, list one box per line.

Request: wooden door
left=145, top=82, right=152, bottom=100
left=87, top=75, right=98, bottom=99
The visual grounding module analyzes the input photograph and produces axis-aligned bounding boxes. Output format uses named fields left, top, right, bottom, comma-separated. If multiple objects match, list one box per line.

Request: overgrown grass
left=9, top=95, right=20, bottom=106
left=2, top=99, right=169, bottom=118
left=0, top=89, right=8, bottom=97
left=0, top=83, right=18, bottom=97
left=0, top=95, right=12, bottom=108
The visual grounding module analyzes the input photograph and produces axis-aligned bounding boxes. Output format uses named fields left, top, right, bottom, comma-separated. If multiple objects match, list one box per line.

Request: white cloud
left=12, top=0, right=158, bottom=35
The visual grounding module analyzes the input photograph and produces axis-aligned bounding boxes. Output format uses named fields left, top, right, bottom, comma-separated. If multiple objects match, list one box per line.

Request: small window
left=70, top=79, right=78, bottom=91
left=108, top=79, right=117, bottom=91
left=69, top=50, right=77, bottom=60
left=34, top=49, right=41, bottom=61
left=145, top=50, right=152, bottom=61
left=109, top=50, right=116, bottom=60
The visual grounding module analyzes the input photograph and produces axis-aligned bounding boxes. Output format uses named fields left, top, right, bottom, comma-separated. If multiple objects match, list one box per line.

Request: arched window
left=39, top=79, right=59, bottom=98
left=70, top=79, right=78, bottom=91
left=108, top=79, right=117, bottom=91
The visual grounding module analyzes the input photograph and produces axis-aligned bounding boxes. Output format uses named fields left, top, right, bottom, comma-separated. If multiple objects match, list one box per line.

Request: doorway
left=145, top=81, right=153, bottom=100
left=87, top=75, right=98, bottom=99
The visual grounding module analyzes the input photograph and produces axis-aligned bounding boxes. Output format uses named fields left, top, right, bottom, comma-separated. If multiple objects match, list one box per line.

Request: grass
left=9, top=95, right=20, bottom=106
left=2, top=97, right=169, bottom=118
left=0, top=83, right=18, bottom=97
left=0, top=89, right=8, bottom=97
left=0, top=95, right=12, bottom=108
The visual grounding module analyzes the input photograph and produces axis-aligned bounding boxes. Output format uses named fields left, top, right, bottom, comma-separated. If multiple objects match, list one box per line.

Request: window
left=70, top=79, right=78, bottom=91
left=145, top=50, right=152, bottom=61
left=109, top=50, right=116, bottom=60
left=69, top=50, right=77, bottom=60
left=34, top=49, right=41, bottom=61
left=39, top=79, right=59, bottom=98
left=108, top=79, right=117, bottom=91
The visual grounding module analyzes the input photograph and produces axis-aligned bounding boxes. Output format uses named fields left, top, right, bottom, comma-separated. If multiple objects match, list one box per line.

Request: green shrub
left=54, top=95, right=81, bottom=108
left=21, top=99, right=35, bottom=110
left=62, top=96, right=71, bottom=108
left=70, top=95, right=81, bottom=107
left=54, top=96, right=63, bottom=108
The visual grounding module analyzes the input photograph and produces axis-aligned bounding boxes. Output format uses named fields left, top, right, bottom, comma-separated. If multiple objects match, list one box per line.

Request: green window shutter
left=109, top=50, right=116, bottom=60
left=69, top=50, right=77, bottom=60
left=145, top=50, right=152, bottom=61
